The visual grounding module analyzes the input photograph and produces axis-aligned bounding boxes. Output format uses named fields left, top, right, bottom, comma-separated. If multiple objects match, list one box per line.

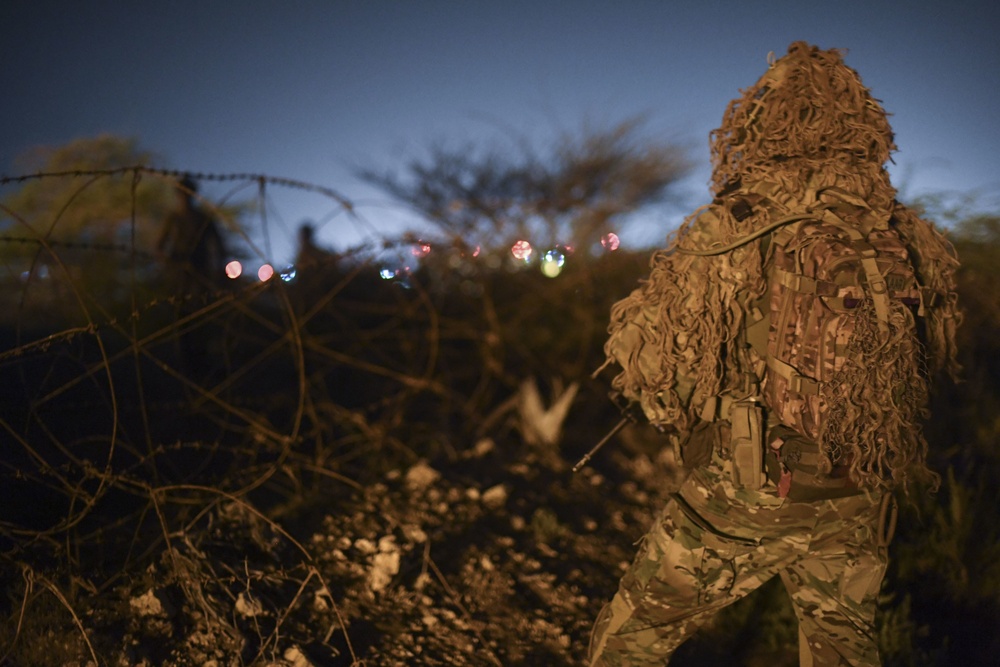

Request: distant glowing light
left=225, top=260, right=243, bottom=279
left=411, top=242, right=431, bottom=258
left=511, top=240, right=533, bottom=261
left=258, top=264, right=275, bottom=281
left=395, top=266, right=413, bottom=288
left=280, top=266, right=297, bottom=282
left=601, top=233, right=620, bottom=251
left=471, top=245, right=481, bottom=258
left=541, top=249, right=566, bottom=278
left=379, top=266, right=413, bottom=287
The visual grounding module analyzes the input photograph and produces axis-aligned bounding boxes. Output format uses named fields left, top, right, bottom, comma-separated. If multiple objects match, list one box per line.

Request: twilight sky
left=3, top=1, right=998, bottom=263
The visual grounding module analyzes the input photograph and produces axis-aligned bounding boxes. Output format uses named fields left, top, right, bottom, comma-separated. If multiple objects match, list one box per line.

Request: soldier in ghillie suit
left=587, top=42, right=961, bottom=666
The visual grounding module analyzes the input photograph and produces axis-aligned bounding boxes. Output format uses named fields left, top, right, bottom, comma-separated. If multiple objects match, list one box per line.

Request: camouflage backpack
left=598, top=186, right=938, bottom=495
left=734, top=191, right=934, bottom=497
left=751, top=193, right=924, bottom=444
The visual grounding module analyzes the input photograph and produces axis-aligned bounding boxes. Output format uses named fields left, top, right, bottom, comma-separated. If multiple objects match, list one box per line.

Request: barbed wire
left=0, top=234, right=158, bottom=259
left=0, top=163, right=639, bottom=665
left=0, top=165, right=356, bottom=212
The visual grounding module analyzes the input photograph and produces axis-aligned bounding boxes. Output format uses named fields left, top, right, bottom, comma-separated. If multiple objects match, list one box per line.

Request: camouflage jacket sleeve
left=603, top=202, right=761, bottom=433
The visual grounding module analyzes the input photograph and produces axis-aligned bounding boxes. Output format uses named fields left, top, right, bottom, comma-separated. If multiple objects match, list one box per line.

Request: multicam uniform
left=587, top=42, right=960, bottom=667
left=588, top=458, right=887, bottom=666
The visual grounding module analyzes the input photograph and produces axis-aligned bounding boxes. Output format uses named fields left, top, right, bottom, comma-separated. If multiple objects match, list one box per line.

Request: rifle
left=572, top=394, right=644, bottom=473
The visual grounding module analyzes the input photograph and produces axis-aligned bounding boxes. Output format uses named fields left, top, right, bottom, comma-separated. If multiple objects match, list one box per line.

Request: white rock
left=313, top=586, right=332, bottom=612
left=402, top=524, right=428, bottom=544
left=235, top=591, right=263, bottom=618
left=472, top=438, right=495, bottom=457
left=354, top=538, right=376, bottom=554
left=481, top=483, right=508, bottom=508
left=369, top=536, right=401, bottom=592
left=129, top=589, right=165, bottom=618
left=283, top=646, right=314, bottom=667
left=405, top=461, right=441, bottom=490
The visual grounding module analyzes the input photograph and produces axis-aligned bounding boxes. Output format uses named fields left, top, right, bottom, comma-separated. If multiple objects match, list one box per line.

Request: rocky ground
left=6, top=415, right=746, bottom=667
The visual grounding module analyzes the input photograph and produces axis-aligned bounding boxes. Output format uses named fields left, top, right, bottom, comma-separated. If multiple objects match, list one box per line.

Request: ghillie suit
left=588, top=42, right=961, bottom=667
left=598, top=41, right=960, bottom=495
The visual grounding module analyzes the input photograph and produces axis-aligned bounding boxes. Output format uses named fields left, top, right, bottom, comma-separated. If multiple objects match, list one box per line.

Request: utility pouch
left=681, top=420, right=722, bottom=470
left=730, top=400, right=764, bottom=489
left=765, top=426, right=864, bottom=501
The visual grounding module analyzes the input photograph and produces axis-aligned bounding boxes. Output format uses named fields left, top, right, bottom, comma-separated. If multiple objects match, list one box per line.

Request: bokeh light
left=225, top=260, right=243, bottom=279
left=379, top=265, right=413, bottom=287
left=540, top=249, right=566, bottom=278
left=601, top=233, right=620, bottom=251
left=411, top=242, right=431, bottom=258
left=511, top=240, right=533, bottom=261
left=258, top=264, right=274, bottom=281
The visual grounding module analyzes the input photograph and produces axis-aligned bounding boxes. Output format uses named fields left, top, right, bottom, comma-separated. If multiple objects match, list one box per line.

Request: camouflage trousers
left=587, top=467, right=888, bottom=666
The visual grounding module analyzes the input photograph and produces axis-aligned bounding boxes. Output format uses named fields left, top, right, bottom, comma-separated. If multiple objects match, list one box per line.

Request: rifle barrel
left=572, top=416, right=630, bottom=473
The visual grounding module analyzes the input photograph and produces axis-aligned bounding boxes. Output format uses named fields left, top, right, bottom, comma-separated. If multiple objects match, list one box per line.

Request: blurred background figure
left=157, top=175, right=226, bottom=295
left=292, top=220, right=340, bottom=302
left=156, top=175, right=227, bottom=377
left=294, top=220, right=337, bottom=273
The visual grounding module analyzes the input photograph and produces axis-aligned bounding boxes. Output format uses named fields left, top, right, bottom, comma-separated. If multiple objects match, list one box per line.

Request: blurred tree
left=0, top=135, right=245, bottom=326
left=2, top=134, right=173, bottom=244
left=358, top=119, right=691, bottom=256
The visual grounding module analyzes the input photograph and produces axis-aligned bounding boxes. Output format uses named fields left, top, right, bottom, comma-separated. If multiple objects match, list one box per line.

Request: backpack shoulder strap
left=814, top=208, right=892, bottom=334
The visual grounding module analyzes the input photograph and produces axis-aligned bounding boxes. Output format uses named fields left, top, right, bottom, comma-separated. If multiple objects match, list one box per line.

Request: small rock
left=354, top=538, right=376, bottom=554
left=402, top=524, right=428, bottom=544
left=471, top=438, right=495, bottom=457
left=313, top=586, right=332, bottom=612
left=235, top=591, right=263, bottom=618
left=129, top=589, right=167, bottom=618
left=283, top=646, right=314, bottom=667
left=369, top=536, right=401, bottom=592
left=405, top=461, right=441, bottom=490
left=481, top=484, right=508, bottom=509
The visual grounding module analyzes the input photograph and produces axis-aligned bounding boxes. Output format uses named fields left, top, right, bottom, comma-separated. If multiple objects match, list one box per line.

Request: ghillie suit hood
left=601, top=42, right=960, bottom=492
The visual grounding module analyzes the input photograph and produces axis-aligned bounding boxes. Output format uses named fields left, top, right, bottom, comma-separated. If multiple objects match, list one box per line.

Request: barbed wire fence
left=0, top=166, right=640, bottom=664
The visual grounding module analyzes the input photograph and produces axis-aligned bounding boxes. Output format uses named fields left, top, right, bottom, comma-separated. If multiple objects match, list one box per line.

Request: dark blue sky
left=3, top=1, right=998, bottom=263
